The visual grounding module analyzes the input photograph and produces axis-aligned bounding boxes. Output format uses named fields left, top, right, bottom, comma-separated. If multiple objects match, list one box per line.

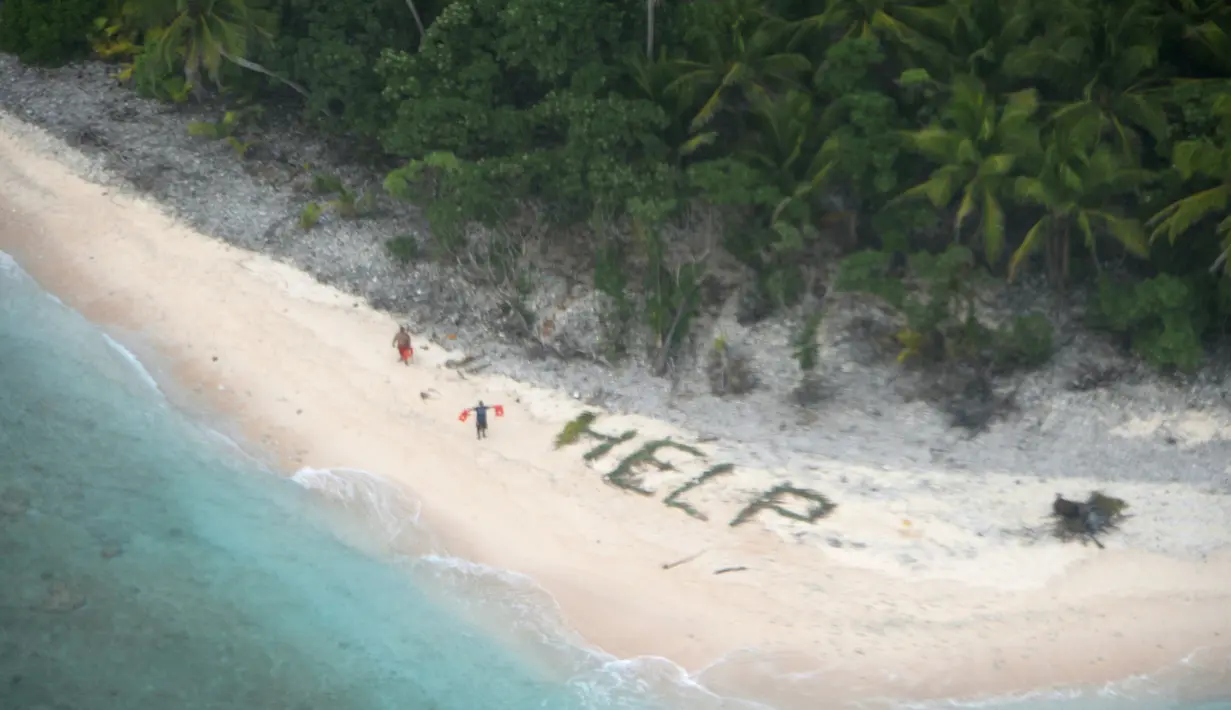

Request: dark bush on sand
left=1051, top=491, right=1129, bottom=548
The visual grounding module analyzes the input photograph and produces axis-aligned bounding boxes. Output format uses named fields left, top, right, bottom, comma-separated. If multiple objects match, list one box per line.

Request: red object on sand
left=458, top=410, right=469, bottom=422
left=399, top=346, right=414, bottom=362
left=494, top=405, right=504, bottom=417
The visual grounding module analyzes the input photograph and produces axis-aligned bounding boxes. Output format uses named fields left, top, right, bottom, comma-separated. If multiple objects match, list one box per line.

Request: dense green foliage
left=6, top=0, right=1231, bottom=372
left=0, top=0, right=107, bottom=64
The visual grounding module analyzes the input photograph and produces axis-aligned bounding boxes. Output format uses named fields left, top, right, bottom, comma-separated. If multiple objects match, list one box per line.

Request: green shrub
left=993, top=314, right=1054, bottom=371
left=331, top=187, right=375, bottom=218
left=837, top=247, right=1057, bottom=372
left=836, top=245, right=993, bottom=364
left=310, top=172, right=346, bottom=195
left=1093, top=274, right=1208, bottom=372
left=298, top=202, right=323, bottom=230
left=707, top=335, right=757, bottom=395
left=385, top=235, right=420, bottom=264
left=0, top=0, right=107, bottom=65
left=132, top=52, right=192, bottom=103
left=791, top=311, right=823, bottom=373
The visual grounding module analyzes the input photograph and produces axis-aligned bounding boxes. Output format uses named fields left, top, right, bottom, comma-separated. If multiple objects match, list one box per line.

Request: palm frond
left=981, top=188, right=1006, bottom=262
left=679, top=131, right=719, bottom=157
left=1014, top=175, right=1055, bottom=206
left=689, top=82, right=728, bottom=132
left=1010, top=215, right=1051, bottom=281
left=1148, top=184, right=1231, bottom=243
left=907, top=126, right=961, bottom=163
left=955, top=182, right=978, bottom=230
left=1090, top=211, right=1149, bottom=257
left=978, top=153, right=1017, bottom=177
left=1172, top=139, right=1224, bottom=179
left=1116, top=43, right=1161, bottom=84
left=901, top=166, right=963, bottom=207
left=759, top=53, right=812, bottom=78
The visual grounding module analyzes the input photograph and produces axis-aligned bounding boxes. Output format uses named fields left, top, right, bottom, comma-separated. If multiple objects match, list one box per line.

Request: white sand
left=2, top=112, right=1229, bottom=707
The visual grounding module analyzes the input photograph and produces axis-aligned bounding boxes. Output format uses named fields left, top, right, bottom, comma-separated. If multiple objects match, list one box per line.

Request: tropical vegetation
left=3, top=0, right=1231, bottom=373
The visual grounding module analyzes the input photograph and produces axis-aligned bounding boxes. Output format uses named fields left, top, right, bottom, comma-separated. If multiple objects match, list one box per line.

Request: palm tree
left=667, top=5, right=809, bottom=133
left=1164, top=0, right=1231, bottom=75
left=789, top=0, right=952, bottom=66
left=922, top=0, right=1038, bottom=90
left=1011, top=129, right=1152, bottom=283
left=133, top=0, right=306, bottom=98
left=1148, top=97, right=1231, bottom=274
left=626, top=50, right=709, bottom=160
left=897, top=74, right=1042, bottom=264
left=739, top=90, right=839, bottom=240
left=1003, top=0, right=1170, bottom=157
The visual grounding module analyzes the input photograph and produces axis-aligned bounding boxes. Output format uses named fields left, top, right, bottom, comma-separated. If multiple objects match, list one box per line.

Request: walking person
left=392, top=326, right=413, bottom=365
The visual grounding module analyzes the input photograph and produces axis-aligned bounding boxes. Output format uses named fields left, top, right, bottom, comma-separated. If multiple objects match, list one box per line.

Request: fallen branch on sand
left=714, top=566, right=747, bottom=575
left=661, top=550, right=705, bottom=570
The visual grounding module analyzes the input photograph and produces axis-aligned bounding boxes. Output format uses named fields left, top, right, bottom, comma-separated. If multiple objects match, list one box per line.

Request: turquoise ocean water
left=1, top=249, right=1227, bottom=710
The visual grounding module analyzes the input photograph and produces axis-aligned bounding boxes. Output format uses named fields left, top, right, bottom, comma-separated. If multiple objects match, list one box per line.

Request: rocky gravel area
left=3, top=55, right=1231, bottom=492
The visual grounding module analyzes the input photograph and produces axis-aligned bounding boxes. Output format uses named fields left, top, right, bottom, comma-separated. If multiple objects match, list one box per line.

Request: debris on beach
left=1050, top=491, right=1128, bottom=549
left=661, top=550, right=705, bottom=570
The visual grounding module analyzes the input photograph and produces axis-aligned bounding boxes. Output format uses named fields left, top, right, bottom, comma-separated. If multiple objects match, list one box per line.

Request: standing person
left=458, top=401, right=503, bottom=439
left=470, top=401, right=489, bottom=439
left=392, top=326, right=413, bottom=365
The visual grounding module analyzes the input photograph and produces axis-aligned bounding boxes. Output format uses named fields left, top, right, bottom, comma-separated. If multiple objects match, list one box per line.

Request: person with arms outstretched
left=472, top=401, right=490, bottom=439
left=392, top=326, right=413, bottom=365
left=459, top=400, right=503, bottom=439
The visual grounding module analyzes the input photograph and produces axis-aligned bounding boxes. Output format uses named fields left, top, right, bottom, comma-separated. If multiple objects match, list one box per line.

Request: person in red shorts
left=392, top=325, right=413, bottom=365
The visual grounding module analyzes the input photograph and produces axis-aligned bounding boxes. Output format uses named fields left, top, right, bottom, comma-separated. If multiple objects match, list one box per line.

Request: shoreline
left=2, top=112, right=1230, bottom=707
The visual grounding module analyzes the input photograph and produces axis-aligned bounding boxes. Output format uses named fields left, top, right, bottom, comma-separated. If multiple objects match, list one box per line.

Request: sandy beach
left=2, top=110, right=1230, bottom=707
